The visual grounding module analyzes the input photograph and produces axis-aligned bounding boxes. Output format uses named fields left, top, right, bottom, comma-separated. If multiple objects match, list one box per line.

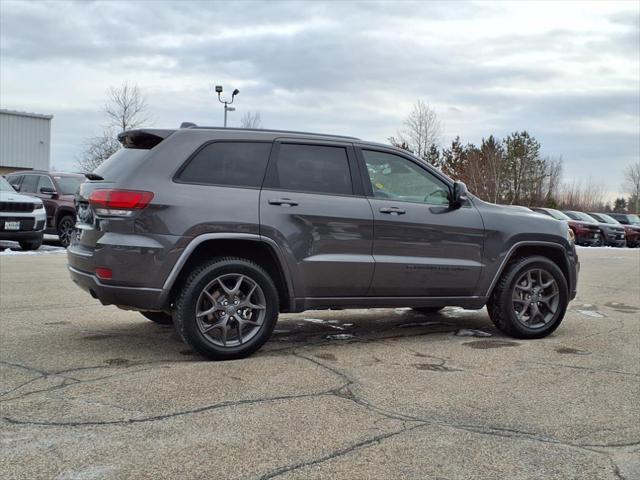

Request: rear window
left=177, top=141, right=272, bottom=188
left=267, top=144, right=353, bottom=195
left=93, top=148, right=149, bottom=180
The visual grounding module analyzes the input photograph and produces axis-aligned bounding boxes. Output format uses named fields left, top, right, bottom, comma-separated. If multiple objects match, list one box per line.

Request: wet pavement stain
left=604, top=302, right=640, bottom=314
left=556, top=347, right=591, bottom=355
left=314, top=353, right=337, bottom=361
left=464, top=340, right=520, bottom=349
left=180, top=349, right=197, bottom=356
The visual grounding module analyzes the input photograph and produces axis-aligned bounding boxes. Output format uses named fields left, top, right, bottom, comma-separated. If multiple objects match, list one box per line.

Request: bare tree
left=77, top=82, right=151, bottom=171
left=105, top=82, right=151, bottom=132
left=557, top=178, right=608, bottom=211
left=76, top=130, right=120, bottom=173
left=623, top=161, right=640, bottom=213
left=240, top=111, right=262, bottom=129
left=390, top=100, right=442, bottom=160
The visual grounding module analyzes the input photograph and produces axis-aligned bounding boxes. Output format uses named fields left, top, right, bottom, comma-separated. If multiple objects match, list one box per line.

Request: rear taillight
left=89, top=189, right=154, bottom=217
left=95, top=267, right=113, bottom=280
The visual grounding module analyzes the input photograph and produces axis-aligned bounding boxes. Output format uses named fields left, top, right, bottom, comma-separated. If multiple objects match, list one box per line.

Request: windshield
left=545, top=208, right=571, bottom=221
left=54, top=176, right=83, bottom=195
left=627, top=214, right=640, bottom=224
left=595, top=213, right=619, bottom=224
left=567, top=211, right=596, bottom=222
left=0, top=177, right=16, bottom=192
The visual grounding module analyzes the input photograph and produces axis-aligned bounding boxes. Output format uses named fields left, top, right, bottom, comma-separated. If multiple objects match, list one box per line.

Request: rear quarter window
left=176, top=141, right=272, bottom=188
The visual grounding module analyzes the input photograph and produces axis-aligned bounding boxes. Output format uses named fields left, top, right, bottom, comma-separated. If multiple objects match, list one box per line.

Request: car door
left=36, top=175, right=57, bottom=227
left=357, top=147, right=484, bottom=297
left=260, top=140, right=374, bottom=298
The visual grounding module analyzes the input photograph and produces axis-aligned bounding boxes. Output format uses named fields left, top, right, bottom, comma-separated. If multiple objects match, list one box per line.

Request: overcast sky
left=1, top=0, right=638, bottom=198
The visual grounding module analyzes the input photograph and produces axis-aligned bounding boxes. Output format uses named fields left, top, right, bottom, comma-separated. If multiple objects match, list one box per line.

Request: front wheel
left=57, top=215, right=76, bottom=248
left=173, top=257, right=279, bottom=360
left=487, top=256, right=568, bottom=339
left=594, top=231, right=604, bottom=247
left=19, top=237, right=43, bottom=251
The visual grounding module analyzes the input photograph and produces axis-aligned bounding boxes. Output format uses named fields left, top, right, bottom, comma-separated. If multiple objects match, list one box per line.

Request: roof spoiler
left=117, top=129, right=175, bottom=149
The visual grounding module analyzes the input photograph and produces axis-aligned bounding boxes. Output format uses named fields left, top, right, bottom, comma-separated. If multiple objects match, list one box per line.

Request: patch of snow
left=325, top=333, right=355, bottom=340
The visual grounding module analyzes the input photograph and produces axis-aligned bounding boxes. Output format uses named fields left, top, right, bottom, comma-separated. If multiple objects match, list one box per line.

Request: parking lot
left=1, top=246, right=638, bottom=479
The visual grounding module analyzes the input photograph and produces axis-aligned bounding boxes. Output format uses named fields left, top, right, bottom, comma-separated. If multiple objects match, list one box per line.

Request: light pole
left=215, top=85, right=239, bottom=127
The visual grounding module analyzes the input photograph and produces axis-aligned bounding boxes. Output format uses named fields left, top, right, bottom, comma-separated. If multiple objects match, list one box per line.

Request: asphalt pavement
left=1, top=247, right=639, bottom=479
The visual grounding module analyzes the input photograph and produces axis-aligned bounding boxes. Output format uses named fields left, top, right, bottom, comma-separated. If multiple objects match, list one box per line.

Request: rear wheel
left=594, top=231, right=604, bottom=247
left=487, top=256, right=568, bottom=339
left=412, top=307, right=444, bottom=314
left=57, top=215, right=76, bottom=248
left=19, top=237, right=43, bottom=251
left=140, top=311, right=173, bottom=325
left=173, top=257, right=279, bottom=360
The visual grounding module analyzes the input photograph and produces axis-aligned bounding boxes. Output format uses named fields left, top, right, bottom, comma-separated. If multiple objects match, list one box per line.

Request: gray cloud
left=1, top=0, right=638, bottom=197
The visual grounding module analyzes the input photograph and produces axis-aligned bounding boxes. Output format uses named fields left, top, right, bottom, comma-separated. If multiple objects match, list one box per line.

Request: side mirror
left=40, top=186, right=57, bottom=196
left=10, top=183, right=21, bottom=192
left=450, top=181, right=468, bottom=208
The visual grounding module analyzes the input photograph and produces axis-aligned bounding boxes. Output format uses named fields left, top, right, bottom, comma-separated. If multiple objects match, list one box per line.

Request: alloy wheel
left=195, top=273, right=266, bottom=347
left=512, top=268, right=560, bottom=329
left=58, top=217, right=76, bottom=247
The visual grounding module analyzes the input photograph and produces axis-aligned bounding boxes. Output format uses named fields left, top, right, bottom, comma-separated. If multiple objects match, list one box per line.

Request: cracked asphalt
left=1, top=247, right=639, bottom=479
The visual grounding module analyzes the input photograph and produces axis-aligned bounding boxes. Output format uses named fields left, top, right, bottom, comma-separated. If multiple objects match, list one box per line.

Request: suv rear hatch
left=71, top=129, right=174, bottom=267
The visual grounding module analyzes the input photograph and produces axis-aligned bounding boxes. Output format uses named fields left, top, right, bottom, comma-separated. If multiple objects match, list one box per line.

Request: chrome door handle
left=379, top=206, right=406, bottom=215
left=268, top=198, right=299, bottom=207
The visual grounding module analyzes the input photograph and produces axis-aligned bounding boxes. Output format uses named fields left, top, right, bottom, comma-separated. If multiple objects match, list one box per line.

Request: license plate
left=4, top=221, right=20, bottom=231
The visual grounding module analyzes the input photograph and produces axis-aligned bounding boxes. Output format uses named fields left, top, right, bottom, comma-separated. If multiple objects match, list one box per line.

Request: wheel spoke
left=235, top=319, right=243, bottom=344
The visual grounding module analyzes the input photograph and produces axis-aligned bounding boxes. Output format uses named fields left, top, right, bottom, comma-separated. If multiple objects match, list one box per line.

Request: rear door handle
left=268, top=198, right=299, bottom=207
left=379, top=206, right=406, bottom=215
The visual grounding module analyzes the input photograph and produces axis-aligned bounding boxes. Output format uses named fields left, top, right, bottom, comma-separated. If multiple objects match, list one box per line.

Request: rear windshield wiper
left=84, top=173, right=104, bottom=181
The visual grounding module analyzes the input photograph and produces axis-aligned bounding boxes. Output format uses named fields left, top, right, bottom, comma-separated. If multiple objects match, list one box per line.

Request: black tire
left=173, top=257, right=279, bottom=360
left=412, top=307, right=445, bottom=314
left=57, top=215, right=76, bottom=248
left=19, top=237, right=43, bottom=251
left=487, top=256, right=568, bottom=339
left=594, top=231, right=604, bottom=247
left=140, top=311, right=173, bottom=325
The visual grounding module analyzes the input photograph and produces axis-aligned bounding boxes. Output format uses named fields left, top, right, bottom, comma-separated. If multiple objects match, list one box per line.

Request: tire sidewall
left=498, top=257, right=569, bottom=338
left=177, top=259, right=279, bottom=360
left=57, top=215, right=75, bottom=247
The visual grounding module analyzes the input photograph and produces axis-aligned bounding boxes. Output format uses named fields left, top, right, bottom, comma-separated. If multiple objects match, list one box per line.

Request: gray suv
left=68, top=126, right=579, bottom=359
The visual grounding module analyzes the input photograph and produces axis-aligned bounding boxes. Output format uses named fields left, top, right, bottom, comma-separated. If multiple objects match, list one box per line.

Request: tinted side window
left=38, top=176, right=55, bottom=192
left=362, top=150, right=449, bottom=205
left=20, top=175, right=39, bottom=193
left=178, top=142, right=272, bottom=188
left=7, top=175, right=23, bottom=191
left=270, top=144, right=352, bottom=195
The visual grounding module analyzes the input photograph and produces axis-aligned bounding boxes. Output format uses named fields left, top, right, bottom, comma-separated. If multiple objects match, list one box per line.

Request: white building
left=0, top=109, right=53, bottom=175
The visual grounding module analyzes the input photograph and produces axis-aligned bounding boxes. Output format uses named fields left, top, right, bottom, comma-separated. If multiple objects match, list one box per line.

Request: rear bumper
left=68, top=265, right=165, bottom=310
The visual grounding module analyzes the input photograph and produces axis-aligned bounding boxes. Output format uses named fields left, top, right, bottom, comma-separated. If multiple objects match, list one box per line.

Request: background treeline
left=390, top=100, right=639, bottom=214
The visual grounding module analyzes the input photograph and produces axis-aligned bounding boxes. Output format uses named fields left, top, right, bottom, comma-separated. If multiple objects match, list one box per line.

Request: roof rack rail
left=191, top=126, right=360, bottom=140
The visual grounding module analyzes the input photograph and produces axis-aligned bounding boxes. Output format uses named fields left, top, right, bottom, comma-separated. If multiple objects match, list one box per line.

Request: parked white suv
left=0, top=176, right=46, bottom=250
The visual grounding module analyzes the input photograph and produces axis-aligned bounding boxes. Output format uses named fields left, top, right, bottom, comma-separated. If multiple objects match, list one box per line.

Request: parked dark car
left=68, top=126, right=579, bottom=360
left=607, top=213, right=640, bottom=247
left=587, top=212, right=631, bottom=247
left=6, top=171, right=84, bottom=247
left=531, top=208, right=600, bottom=246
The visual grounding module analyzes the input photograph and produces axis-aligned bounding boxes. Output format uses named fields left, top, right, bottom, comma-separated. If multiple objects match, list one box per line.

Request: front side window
left=37, top=176, right=55, bottom=193
left=362, top=150, right=449, bottom=205
left=270, top=144, right=353, bottom=195
left=178, top=141, right=272, bottom=188
left=20, top=175, right=39, bottom=193
left=6, top=175, right=22, bottom=191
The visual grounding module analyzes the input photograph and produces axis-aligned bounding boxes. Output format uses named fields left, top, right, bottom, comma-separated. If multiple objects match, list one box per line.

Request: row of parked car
left=1, top=169, right=639, bottom=251
left=530, top=207, right=640, bottom=248
left=0, top=170, right=84, bottom=250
